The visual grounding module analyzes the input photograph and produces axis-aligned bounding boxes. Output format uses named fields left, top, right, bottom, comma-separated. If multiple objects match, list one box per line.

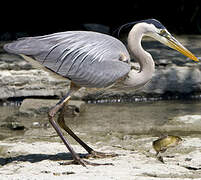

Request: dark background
left=0, top=0, right=201, bottom=40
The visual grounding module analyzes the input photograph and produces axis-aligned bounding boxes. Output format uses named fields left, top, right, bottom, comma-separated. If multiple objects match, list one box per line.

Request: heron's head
left=139, top=19, right=198, bottom=62
left=116, top=19, right=198, bottom=62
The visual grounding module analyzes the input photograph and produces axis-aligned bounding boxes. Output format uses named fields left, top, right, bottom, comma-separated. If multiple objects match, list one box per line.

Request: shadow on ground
left=0, top=152, right=88, bottom=166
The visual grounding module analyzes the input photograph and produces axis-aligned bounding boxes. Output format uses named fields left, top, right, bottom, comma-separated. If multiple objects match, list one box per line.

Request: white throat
left=124, top=23, right=155, bottom=89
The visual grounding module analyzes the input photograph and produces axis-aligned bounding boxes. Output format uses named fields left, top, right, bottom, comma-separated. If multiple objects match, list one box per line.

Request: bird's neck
left=124, top=24, right=155, bottom=89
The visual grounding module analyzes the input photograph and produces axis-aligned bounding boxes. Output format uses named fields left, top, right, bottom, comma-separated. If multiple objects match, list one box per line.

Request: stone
left=143, top=66, right=201, bottom=94
left=0, top=121, right=25, bottom=130
left=0, top=69, right=69, bottom=99
left=172, top=115, right=201, bottom=124
left=0, top=49, right=70, bottom=100
left=19, top=98, right=86, bottom=116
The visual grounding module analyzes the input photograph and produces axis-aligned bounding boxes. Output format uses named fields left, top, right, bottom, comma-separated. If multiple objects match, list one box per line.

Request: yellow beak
left=166, top=36, right=199, bottom=62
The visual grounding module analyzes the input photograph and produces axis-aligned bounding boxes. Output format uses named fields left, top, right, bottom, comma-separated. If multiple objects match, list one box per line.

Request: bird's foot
left=59, top=159, right=113, bottom=167
left=85, top=150, right=118, bottom=159
left=59, top=151, right=117, bottom=167
left=156, top=155, right=165, bottom=163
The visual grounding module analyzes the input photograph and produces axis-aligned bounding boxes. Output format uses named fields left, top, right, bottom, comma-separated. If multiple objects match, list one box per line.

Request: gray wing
left=4, top=31, right=131, bottom=88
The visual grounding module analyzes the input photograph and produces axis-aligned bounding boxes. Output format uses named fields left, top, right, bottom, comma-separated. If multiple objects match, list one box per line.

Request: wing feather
left=4, top=31, right=131, bottom=88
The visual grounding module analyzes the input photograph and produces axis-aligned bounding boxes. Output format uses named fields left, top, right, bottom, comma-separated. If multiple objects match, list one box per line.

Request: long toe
left=86, top=150, right=119, bottom=159
left=59, top=159, right=113, bottom=166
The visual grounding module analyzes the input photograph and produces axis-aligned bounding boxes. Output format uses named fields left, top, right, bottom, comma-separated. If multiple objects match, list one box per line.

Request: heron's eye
left=160, top=29, right=167, bottom=36
left=160, top=29, right=171, bottom=39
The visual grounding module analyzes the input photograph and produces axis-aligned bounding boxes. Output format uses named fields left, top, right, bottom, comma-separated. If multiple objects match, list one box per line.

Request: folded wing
left=4, top=31, right=131, bottom=88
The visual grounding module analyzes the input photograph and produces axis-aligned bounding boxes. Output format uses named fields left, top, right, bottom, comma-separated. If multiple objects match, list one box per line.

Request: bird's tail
left=3, top=38, right=41, bottom=55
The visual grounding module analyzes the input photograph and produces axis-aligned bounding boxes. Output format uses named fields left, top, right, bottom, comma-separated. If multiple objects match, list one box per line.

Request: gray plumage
left=4, top=31, right=131, bottom=88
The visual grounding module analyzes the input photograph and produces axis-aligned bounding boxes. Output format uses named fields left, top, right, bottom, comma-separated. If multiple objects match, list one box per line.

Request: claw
left=86, top=150, right=118, bottom=159
left=59, top=159, right=113, bottom=167
left=59, top=150, right=117, bottom=167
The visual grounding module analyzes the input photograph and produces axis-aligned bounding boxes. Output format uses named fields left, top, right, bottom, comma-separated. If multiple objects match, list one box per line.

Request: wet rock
left=1, top=116, right=25, bottom=130
left=0, top=53, right=32, bottom=70
left=65, top=100, right=86, bottom=117
left=155, top=59, right=171, bottom=66
left=143, top=65, right=201, bottom=94
left=0, top=121, right=25, bottom=130
left=19, top=99, right=57, bottom=115
left=0, top=48, right=69, bottom=100
left=6, top=122, right=25, bottom=130
left=32, top=122, right=40, bottom=127
left=172, top=115, right=201, bottom=124
left=19, top=98, right=86, bottom=116
left=0, top=69, right=69, bottom=99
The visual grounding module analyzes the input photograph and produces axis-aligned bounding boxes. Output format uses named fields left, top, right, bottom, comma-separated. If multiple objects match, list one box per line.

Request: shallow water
left=1, top=100, right=201, bottom=143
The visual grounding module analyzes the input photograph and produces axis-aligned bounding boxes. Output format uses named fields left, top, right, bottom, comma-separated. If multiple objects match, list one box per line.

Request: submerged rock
left=1, top=114, right=25, bottom=131
left=0, top=121, right=25, bottom=130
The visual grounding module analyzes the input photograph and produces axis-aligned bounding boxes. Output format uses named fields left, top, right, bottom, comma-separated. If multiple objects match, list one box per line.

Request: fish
left=152, top=135, right=182, bottom=163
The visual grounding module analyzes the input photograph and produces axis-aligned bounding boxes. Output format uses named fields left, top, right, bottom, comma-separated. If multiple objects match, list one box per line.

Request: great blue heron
left=4, top=19, right=198, bottom=166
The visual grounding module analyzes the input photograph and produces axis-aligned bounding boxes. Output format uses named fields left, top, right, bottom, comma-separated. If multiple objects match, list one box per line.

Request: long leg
left=57, top=102, right=93, bottom=154
left=48, top=90, right=88, bottom=166
left=57, top=96, right=118, bottom=159
left=48, top=86, right=114, bottom=166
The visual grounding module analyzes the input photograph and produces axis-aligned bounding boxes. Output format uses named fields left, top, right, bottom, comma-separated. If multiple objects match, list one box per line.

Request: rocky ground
left=1, top=133, right=201, bottom=179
